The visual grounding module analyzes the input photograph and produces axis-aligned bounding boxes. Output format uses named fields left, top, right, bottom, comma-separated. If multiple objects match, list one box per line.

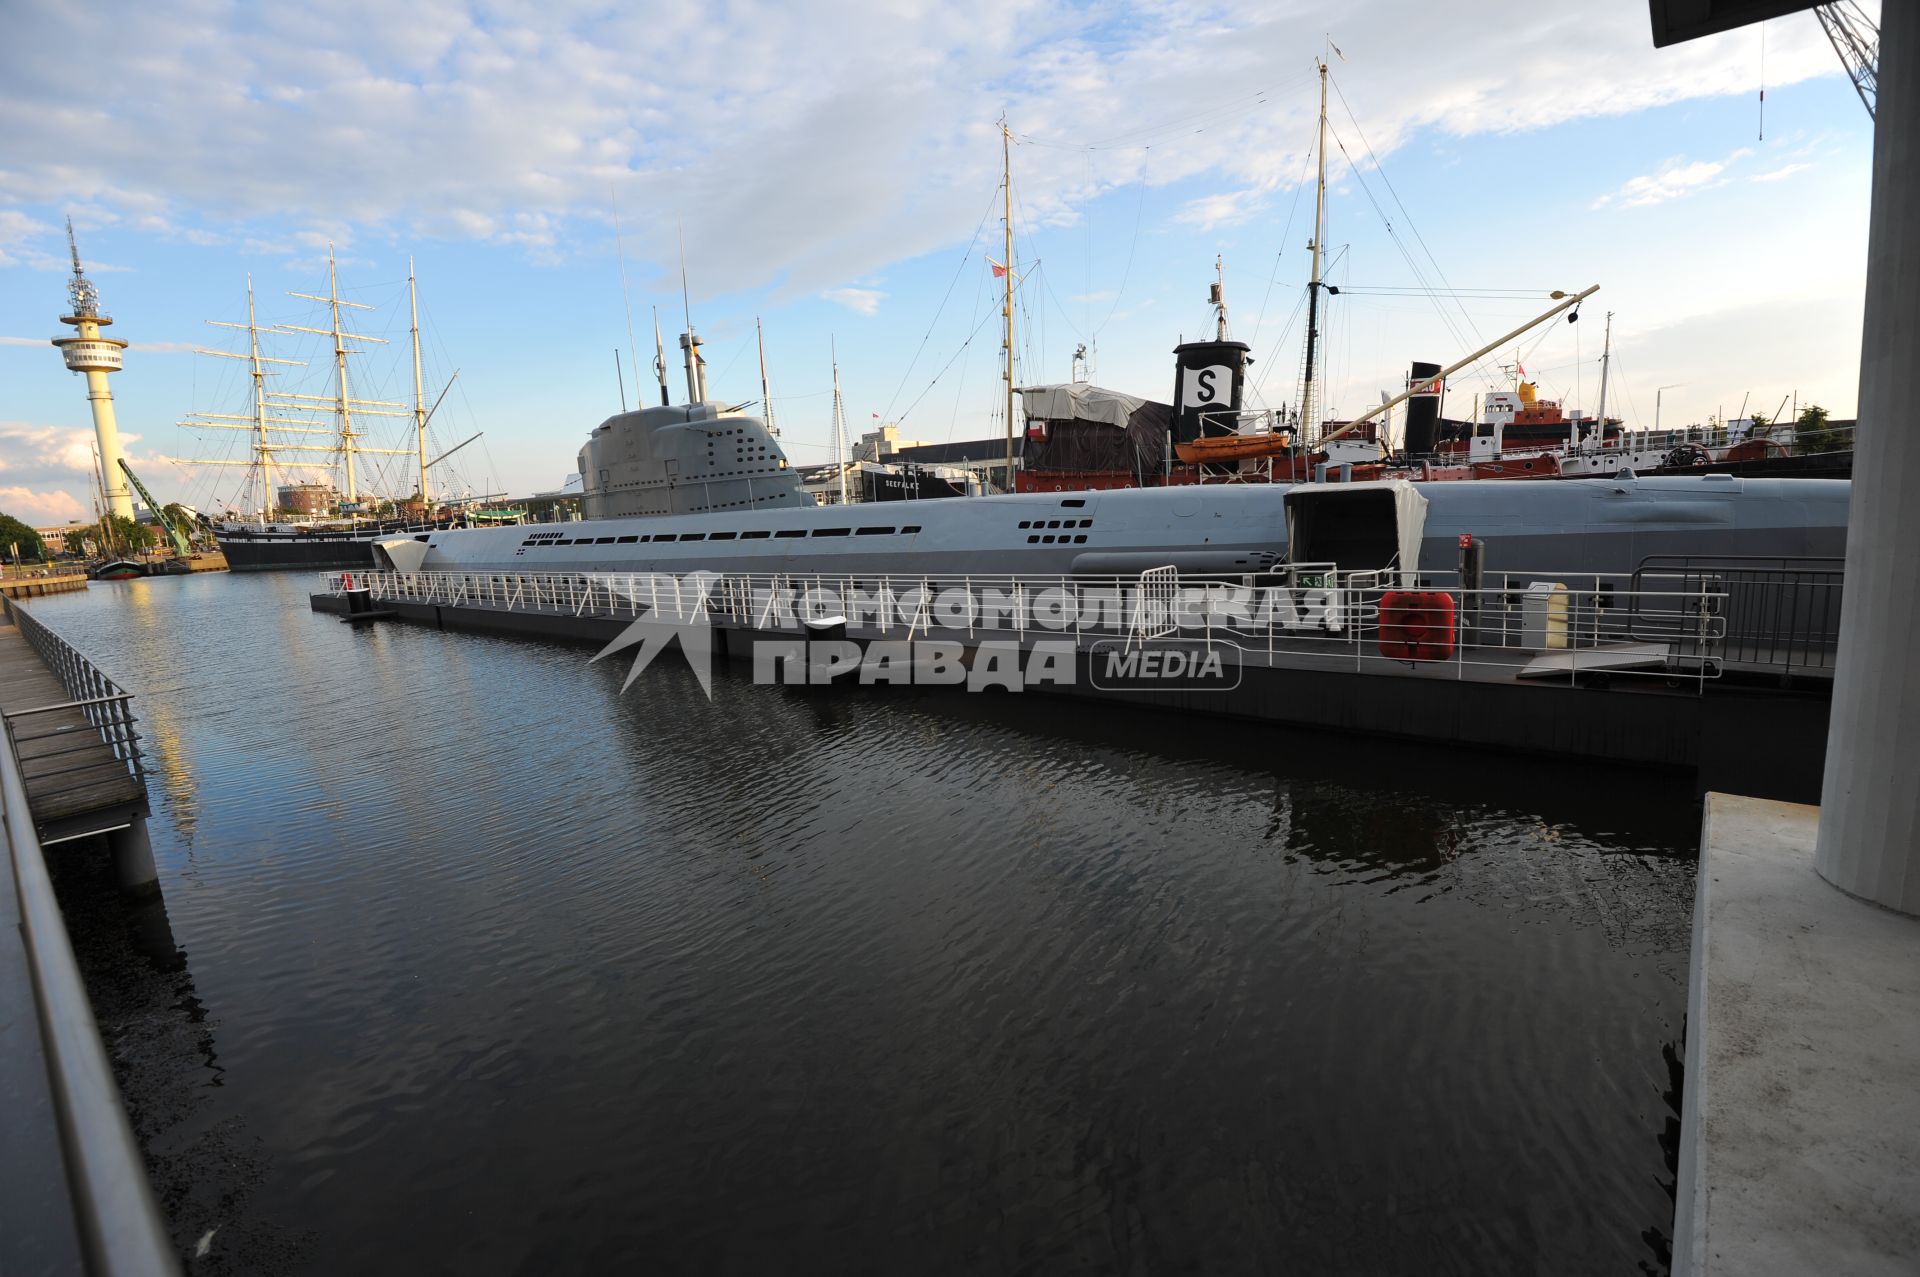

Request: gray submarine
left=381, top=329, right=1846, bottom=583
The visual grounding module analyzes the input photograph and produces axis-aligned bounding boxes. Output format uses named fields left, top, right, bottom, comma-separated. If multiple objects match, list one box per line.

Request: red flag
left=1515, top=359, right=1527, bottom=378
left=988, top=259, right=1008, bottom=279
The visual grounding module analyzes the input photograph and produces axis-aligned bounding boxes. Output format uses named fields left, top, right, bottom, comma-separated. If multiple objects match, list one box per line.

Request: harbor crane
left=1816, top=1, right=1878, bottom=120
left=116, top=457, right=193, bottom=559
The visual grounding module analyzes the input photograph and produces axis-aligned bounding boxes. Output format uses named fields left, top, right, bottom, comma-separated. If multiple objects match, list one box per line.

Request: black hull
left=216, top=534, right=379, bottom=572
left=861, top=471, right=971, bottom=502
left=89, top=559, right=148, bottom=580
left=216, top=519, right=462, bottom=572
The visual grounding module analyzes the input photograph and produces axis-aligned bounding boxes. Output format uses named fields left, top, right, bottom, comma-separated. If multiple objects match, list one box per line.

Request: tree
left=161, top=503, right=204, bottom=549
left=91, top=514, right=155, bottom=554
left=0, top=512, right=45, bottom=563
left=1794, top=404, right=1845, bottom=455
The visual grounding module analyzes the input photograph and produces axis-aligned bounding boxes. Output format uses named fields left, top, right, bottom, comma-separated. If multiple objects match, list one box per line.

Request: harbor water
left=37, top=573, right=1698, bottom=1275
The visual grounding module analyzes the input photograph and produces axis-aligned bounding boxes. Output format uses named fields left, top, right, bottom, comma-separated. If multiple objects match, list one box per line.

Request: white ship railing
left=321, top=565, right=1734, bottom=690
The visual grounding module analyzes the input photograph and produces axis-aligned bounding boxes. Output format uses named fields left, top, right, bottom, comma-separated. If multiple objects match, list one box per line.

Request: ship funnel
left=1403, top=360, right=1444, bottom=456
left=1170, top=338, right=1249, bottom=446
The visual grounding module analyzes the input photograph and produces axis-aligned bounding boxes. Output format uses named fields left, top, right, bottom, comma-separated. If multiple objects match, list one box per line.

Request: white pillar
left=87, top=364, right=134, bottom=521
left=1815, top=0, right=1920, bottom=916
left=53, top=315, right=134, bottom=521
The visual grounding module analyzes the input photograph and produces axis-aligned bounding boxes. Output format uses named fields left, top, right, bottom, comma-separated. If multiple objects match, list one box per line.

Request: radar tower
left=51, top=220, right=134, bottom=519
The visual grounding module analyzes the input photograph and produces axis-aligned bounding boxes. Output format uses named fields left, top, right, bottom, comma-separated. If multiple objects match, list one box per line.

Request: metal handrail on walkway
left=0, top=697, right=178, bottom=1274
left=3, top=597, right=147, bottom=794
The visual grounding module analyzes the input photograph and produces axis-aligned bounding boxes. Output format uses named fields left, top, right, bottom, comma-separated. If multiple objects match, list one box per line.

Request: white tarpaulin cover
left=1283, top=479, right=1431, bottom=584
left=1020, top=383, right=1147, bottom=429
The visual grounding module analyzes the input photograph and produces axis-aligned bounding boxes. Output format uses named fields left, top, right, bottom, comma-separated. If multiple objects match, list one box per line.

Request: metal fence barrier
left=324, top=565, right=1732, bottom=691
left=1632, top=556, right=1843, bottom=683
left=0, top=601, right=177, bottom=1275
left=2, top=596, right=147, bottom=799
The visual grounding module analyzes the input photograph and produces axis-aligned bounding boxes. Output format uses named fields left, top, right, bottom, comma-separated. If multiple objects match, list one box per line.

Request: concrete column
left=88, top=366, right=134, bottom=521
left=1816, top=1, right=1920, bottom=917
left=107, top=817, right=159, bottom=897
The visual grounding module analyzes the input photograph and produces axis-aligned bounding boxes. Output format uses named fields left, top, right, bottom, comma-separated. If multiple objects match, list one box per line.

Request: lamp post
left=1655, top=384, right=1685, bottom=441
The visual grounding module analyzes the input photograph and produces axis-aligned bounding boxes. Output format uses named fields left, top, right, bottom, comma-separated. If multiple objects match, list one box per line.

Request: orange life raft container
left=1377, top=590, right=1457, bottom=661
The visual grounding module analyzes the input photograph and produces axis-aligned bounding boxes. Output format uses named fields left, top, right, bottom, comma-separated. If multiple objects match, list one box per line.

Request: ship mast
left=333, top=254, right=359, bottom=502
left=757, top=316, right=779, bottom=436
left=831, top=338, right=850, bottom=505
left=1592, top=311, right=1613, bottom=454
left=653, top=307, right=670, bottom=407
left=410, top=260, right=429, bottom=510
left=1300, top=59, right=1329, bottom=446
left=191, top=262, right=412, bottom=518
left=1001, top=117, right=1016, bottom=493
left=191, top=279, right=308, bottom=526
left=247, top=279, right=272, bottom=525
left=281, top=248, right=389, bottom=508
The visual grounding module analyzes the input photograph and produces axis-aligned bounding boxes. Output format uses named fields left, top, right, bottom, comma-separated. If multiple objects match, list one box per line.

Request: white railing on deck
left=321, top=565, right=1729, bottom=690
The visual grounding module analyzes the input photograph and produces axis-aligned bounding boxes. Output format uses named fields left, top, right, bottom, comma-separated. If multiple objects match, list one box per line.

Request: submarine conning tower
left=578, top=330, right=813, bottom=519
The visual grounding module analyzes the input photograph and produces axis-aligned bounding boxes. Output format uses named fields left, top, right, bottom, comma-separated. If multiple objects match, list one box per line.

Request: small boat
left=1174, top=433, right=1297, bottom=465
left=89, top=559, right=146, bottom=581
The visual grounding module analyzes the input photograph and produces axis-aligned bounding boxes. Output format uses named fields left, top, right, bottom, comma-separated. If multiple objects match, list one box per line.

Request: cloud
left=1172, top=188, right=1268, bottom=230
left=1592, top=147, right=1753, bottom=209
left=822, top=287, right=884, bottom=315
left=0, top=0, right=1847, bottom=295
left=0, top=421, right=103, bottom=477
left=0, top=209, right=63, bottom=270
left=1750, top=162, right=1813, bottom=183
left=0, top=421, right=106, bottom=527
left=0, top=485, right=88, bottom=526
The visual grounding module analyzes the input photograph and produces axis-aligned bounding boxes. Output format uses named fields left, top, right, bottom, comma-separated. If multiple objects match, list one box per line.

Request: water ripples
left=31, top=574, right=1699, bottom=1275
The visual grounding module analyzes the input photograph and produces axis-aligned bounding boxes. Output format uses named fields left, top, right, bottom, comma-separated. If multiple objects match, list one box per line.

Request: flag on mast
left=988, top=259, right=1009, bottom=279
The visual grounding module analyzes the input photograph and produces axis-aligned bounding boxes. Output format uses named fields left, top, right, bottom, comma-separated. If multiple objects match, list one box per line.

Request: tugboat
left=1437, top=379, right=1620, bottom=460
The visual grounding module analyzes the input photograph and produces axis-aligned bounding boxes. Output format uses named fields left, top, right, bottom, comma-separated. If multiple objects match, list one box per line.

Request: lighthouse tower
left=50, top=219, right=133, bottom=519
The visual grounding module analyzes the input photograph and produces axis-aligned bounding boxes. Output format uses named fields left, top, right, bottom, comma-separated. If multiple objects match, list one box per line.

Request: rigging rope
left=1246, top=130, right=1317, bottom=355
left=1328, top=71, right=1503, bottom=388
left=876, top=185, right=1001, bottom=425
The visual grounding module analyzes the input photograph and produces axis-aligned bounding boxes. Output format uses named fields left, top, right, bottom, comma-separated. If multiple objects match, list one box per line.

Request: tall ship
left=185, top=253, right=488, bottom=570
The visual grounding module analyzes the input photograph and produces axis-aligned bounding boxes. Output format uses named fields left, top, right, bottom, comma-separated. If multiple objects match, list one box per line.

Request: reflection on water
left=33, top=574, right=1697, bottom=1275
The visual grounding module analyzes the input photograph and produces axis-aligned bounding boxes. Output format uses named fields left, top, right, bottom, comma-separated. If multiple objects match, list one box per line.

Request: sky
left=0, top=0, right=1879, bottom=527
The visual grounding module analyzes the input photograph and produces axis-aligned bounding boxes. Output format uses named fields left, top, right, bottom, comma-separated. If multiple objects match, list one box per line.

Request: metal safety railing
left=0, top=607, right=177, bottom=1275
left=1631, top=556, right=1843, bottom=684
left=2, top=597, right=147, bottom=802
left=323, top=563, right=1731, bottom=691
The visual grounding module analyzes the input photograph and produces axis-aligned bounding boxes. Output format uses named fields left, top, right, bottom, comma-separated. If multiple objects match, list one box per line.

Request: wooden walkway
left=0, top=624, right=144, bottom=828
